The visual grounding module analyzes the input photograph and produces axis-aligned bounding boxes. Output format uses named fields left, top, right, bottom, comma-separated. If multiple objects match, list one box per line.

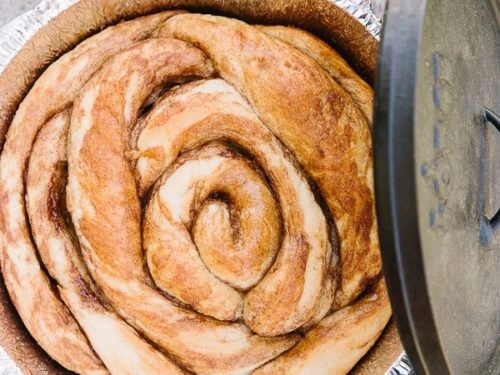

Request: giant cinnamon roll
left=0, top=10, right=390, bottom=375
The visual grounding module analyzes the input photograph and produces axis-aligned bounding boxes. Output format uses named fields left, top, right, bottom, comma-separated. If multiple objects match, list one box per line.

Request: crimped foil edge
left=0, top=1, right=401, bottom=375
left=0, top=0, right=78, bottom=74
left=387, top=353, right=415, bottom=375
left=332, top=0, right=382, bottom=38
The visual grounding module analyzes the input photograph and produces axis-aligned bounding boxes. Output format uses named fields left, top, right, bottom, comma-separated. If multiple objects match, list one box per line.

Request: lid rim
left=373, top=1, right=451, bottom=374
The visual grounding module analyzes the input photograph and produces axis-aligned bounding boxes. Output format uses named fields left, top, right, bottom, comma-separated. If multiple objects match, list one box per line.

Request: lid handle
left=479, top=108, right=500, bottom=245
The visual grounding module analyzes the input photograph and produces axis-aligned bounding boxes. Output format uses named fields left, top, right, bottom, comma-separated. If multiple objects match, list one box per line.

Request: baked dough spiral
left=0, top=11, right=390, bottom=375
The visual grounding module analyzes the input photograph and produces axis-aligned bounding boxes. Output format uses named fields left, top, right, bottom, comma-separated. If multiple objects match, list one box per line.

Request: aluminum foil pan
left=0, top=0, right=412, bottom=374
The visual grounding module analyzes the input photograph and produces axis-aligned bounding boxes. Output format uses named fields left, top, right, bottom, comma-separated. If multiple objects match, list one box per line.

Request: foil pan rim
left=0, top=0, right=382, bottom=75
left=0, top=1, right=411, bottom=375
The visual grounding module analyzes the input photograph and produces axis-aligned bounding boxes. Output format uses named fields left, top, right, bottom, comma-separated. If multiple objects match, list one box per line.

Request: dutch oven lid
left=373, top=0, right=500, bottom=374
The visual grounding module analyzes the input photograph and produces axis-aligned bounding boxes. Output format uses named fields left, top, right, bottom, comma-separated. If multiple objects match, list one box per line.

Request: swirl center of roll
left=137, top=79, right=333, bottom=332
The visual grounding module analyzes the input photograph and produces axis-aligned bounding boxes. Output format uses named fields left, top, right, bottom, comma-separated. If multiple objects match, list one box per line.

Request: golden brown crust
left=0, top=9, right=389, bottom=375
left=255, top=25, right=374, bottom=125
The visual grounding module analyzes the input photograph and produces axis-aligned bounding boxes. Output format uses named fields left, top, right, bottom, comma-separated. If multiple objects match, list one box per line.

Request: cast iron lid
left=373, top=0, right=500, bottom=374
